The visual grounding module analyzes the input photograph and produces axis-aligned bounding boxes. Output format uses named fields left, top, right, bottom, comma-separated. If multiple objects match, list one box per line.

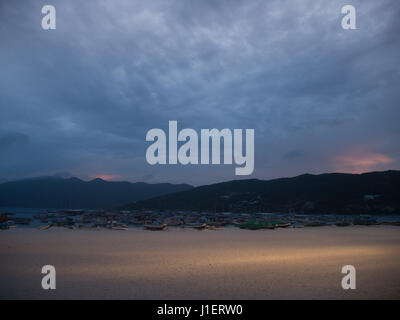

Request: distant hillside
left=0, top=177, right=193, bottom=209
left=123, top=171, right=400, bottom=214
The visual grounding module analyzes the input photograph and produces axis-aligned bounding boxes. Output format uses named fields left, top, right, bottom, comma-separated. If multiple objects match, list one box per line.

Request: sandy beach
left=0, top=226, right=399, bottom=299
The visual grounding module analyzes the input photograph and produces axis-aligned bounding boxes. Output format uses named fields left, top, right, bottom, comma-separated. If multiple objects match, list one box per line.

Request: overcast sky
left=0, top=0, right=399, bottom=186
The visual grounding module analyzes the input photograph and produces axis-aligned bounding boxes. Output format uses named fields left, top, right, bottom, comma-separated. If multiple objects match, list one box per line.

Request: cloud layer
left=0, top=0, right=399, bottom=185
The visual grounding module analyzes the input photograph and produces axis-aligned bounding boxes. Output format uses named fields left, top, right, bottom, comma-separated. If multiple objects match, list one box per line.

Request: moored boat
left=144, top=223, right=167, bottom=231
left=274, top=222, right=291, bottom=228
left=186, top=223, right=207, bottom=230
left=236, top=220, right=275, bottom=230
left=112, top=226, right=128, bottom=230
left=39, top=224, right=53, bottom=230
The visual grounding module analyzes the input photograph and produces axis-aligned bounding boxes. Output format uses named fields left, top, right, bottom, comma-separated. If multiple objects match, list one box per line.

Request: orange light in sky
left=93, top=174, right=119, bottom=181
left=333, top=150, right=393, bottom=173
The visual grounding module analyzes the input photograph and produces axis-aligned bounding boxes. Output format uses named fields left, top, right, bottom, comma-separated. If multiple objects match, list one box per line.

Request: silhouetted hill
left=0, top=177, right=193, bottom=209
left=123, top=171, right=400, bottom=214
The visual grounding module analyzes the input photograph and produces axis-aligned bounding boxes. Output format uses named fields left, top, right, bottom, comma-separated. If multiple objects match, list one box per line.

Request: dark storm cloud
left=0, top=132, right=29, bottom=149
left=0, top=0, right=399, bottom=185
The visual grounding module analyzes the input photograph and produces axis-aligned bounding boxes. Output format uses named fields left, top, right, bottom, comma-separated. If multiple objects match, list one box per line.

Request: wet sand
left=0, top=226, right=399, bottom=299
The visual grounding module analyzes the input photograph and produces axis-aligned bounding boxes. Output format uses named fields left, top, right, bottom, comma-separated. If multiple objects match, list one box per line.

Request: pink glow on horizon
left=93, top=174, right=120, bottom=181
left=332, top=150, right=393, bottom=174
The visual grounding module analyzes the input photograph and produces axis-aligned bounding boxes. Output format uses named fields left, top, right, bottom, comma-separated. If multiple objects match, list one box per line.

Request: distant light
left=93, top=174, right=119, bottom=181
left=333, top=149, right=393, bottom=173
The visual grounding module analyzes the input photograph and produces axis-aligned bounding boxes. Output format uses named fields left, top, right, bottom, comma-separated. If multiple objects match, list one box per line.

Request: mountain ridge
left=122, top=170, right=400, bottom=214
left=0, top=176, right=193, bottom=209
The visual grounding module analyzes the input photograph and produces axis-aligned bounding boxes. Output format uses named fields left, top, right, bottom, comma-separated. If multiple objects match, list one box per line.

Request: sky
left=0, top=0, right=399, bottom=186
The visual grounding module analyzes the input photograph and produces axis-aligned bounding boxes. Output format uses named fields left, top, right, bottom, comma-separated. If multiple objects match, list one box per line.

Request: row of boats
left=1, top=211, right=400, bottom=231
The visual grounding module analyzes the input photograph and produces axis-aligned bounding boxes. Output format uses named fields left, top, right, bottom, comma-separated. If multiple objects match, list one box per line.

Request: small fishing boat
left=186, top=223, right=207, bottom=230
left=236, top=220, right=275, bottom=230
left=144, top=224, right=167, bottom=231
left=193, top=223, right=207, bottom=230
left=274, top=222, right=291, bottom=228
left=39, top=224, right=53, bottom=230
left=112, top=225, right=128, bottom=230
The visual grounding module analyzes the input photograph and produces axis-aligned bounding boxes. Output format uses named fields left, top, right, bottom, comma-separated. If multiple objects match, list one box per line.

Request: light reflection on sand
left=0, top=226, right=399, bottom=299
